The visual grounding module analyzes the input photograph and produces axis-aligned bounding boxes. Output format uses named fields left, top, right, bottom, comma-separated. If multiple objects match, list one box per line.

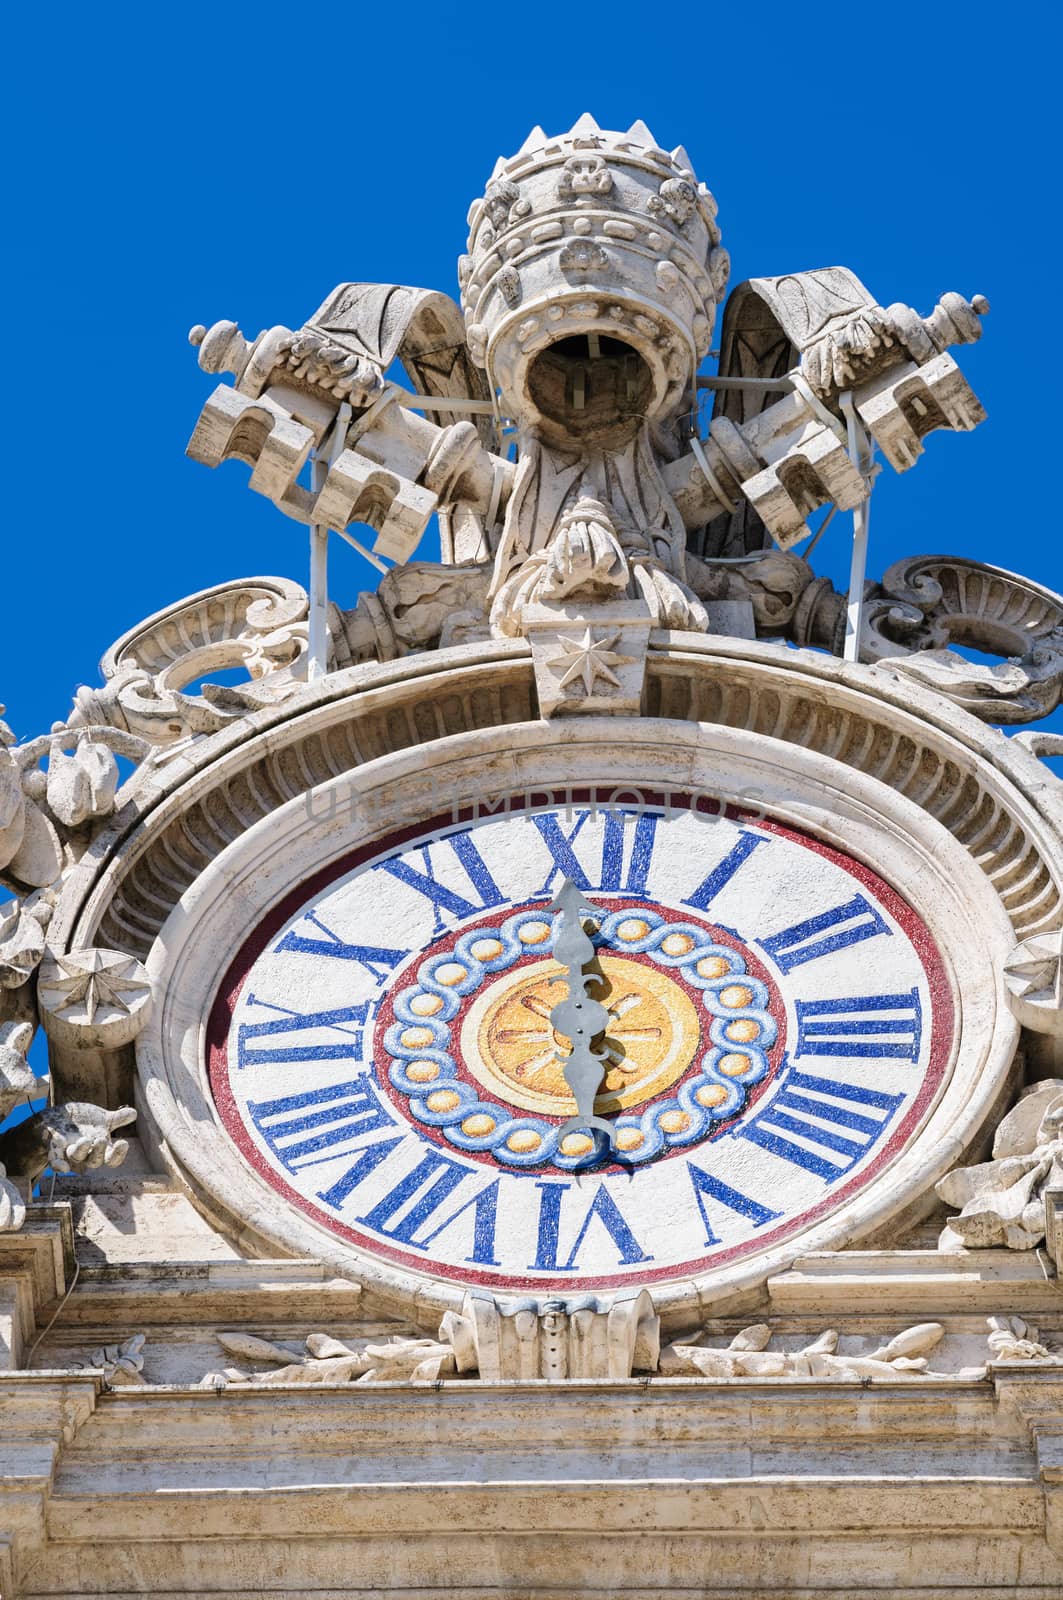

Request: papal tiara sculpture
left=182, top=112, right=1003, bottom=722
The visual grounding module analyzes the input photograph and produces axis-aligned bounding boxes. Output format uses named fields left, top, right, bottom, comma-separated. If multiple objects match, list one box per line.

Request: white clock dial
left=209, top=793, right=951, bottom=1293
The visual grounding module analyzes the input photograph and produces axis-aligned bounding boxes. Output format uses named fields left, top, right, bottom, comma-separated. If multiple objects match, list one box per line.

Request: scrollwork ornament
left=861, top=556, right=1063, bottom=723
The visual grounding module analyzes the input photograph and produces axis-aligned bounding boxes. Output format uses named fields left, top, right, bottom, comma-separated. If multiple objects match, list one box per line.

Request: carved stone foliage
left=70, top=576, right=312, bottom=744
left=936, top=1080, right=1063, bottom=1252
left=986, top=1314, right=1062, bottom=1364
left=200, top=1292, right=660, bottom=1386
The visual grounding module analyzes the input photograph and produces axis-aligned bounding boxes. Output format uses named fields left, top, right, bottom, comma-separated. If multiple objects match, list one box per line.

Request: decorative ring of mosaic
left=382, top=906, right=777, bottom=1172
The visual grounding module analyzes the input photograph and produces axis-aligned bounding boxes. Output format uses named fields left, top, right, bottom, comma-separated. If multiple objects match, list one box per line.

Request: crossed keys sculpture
left=185, top=113, right=988, bottom=691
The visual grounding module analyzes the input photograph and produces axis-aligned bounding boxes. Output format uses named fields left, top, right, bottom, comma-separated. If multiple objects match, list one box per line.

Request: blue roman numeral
left=795, top=990, right=923, bottom=1062
left=276, top=910, right=408, bottom=984
left=528, top=1181, right=652, bottom=1272
left=735, top=1065, right=905, bottom=1180
left=531, top=810, right=659, bottom=897
left=686, top=1162, right=782, bottom=1244
left=355, top=1149, right=499, bottom=1264
left=248, top=1073, right=396, bottom=1173
left=682, top=829, right=767, bottom=911
left=237, top=997, right=371, bottom=1070
left=376, top=832, right=505, bottom=933
left=757, top=894, right=891, bottom=973
left=414, top=1175, right=501, bottom=1266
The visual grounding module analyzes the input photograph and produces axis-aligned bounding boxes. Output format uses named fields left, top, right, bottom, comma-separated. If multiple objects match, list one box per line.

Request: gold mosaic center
left=459, top=954, right=701, bottom=1116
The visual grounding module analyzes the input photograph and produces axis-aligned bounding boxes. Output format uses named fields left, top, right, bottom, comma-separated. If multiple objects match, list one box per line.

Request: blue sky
left=3, top=0, right=1059, bottom=745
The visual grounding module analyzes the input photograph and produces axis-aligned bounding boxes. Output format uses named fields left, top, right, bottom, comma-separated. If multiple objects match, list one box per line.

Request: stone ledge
left=768, top=1249, right=1061, bottom=1313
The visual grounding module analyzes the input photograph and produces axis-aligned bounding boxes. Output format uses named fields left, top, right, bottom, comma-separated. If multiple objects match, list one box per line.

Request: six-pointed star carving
left=547, top=628, right=632, bottom=696
left=43, top=951, right=149, bottom=1023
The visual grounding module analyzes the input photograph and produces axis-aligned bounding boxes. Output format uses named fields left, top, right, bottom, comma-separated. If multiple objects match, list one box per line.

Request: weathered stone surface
left=2, top=112, right=1062, bottom=1600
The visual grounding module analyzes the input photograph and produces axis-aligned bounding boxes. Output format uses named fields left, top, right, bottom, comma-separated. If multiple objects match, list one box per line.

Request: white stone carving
left=203, top=1329, right=458, bottom=1387
left=0, top=1161, right=25, bottom=1232
left=65, top=576, right=313, bottom=746
left=986, top=1314, right=1061, bottom=1364
left=0, top=1023, right=41, bottom=1121
left=72, top=1333, right=147, bottom=1387
left=37, top=949, right=152, bottom=1051
left=442, top=1290, right=659, bottom=1380
left=187, top=288, right=506, bottom=565
left=863, top=556, right=1063, bottom=723
left=0, top=1101, right=136, bottom=1185
left=200, top=1297, right=658, bottom=1387
left=185, top=115, right=990, bottom=666
left=523, top=600, right=651, bottom=716
left=1004, top=931, right=1063, bottom=1038
left=0, top=895, right=51, bottom=989
left=44, top=739, right=119, bottom=830
left=936, top=1080, right=1063, bottom=1252
left=660, top=1321, right=967, bottom=1380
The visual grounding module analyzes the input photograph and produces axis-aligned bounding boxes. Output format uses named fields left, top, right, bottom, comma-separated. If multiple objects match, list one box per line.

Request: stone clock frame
left=51, top=636, right=1022, bottom=1329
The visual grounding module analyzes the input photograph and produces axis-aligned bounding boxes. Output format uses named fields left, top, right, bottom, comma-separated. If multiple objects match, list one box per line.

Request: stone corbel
left=442, top=1289, right=660, bottom=1380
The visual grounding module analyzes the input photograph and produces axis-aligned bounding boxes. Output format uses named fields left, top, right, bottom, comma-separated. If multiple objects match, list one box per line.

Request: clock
left=139, top=719, right=1016, bottom=1321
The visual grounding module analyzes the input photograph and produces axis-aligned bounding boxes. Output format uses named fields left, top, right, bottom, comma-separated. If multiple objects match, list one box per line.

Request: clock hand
left=547, top=878, right=615, bottom=1149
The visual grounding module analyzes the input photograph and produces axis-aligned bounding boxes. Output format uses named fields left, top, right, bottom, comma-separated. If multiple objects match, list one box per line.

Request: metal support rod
left=840, top=390, right=872, bottom=665
left=333, top=523, right=390, bottom=574
left=307, top=463, right=329, bottom=681
left=695, top=373, right=795, bottom=394
left=306, top=402, right=352, bottom=682
left=393, top=389, right=503, bottom=416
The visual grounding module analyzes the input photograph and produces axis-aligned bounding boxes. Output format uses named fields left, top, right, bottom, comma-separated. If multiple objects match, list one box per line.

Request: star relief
left=1003, top=931, right=1063, bottom=1003
left=41, top=950, right=150, bottom=1024
left=547, top=628, right=633, bottom=697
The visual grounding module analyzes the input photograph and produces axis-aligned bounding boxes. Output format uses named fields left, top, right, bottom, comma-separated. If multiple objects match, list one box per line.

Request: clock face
left=208, top=792, right=952, bottom=1292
